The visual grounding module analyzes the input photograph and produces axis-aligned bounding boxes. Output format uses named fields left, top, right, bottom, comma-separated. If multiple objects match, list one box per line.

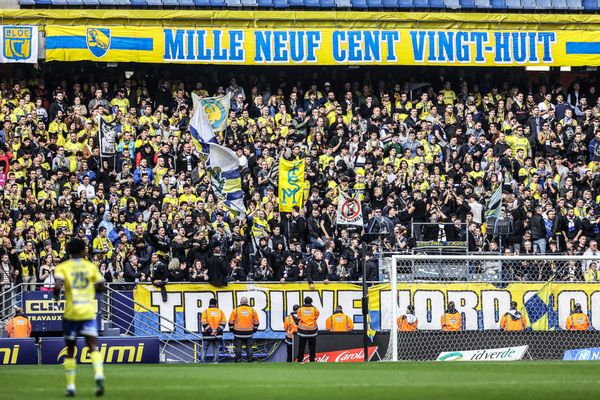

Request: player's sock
left=64, top=357, right=76, bottom=393
left=90, top=351, right=104, bottom=380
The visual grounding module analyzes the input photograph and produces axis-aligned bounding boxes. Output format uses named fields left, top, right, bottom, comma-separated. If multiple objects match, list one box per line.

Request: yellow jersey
left=54, top=258, right=103, bottom=321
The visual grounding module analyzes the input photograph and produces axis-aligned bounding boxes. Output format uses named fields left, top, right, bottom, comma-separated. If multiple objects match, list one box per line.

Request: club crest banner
left=0, top=25, right=38, bottom=63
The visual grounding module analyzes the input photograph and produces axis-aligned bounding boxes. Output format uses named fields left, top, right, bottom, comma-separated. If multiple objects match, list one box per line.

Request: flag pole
left=361, top=241, right=369, bottom=362
left=98, top=113, right=104, bottom=173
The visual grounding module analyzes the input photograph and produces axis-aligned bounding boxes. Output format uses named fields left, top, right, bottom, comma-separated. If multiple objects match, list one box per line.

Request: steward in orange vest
left=397, top=305, right=418, bottom=332
left=500, top=301, right=526, bottom=331
left=283, top=305, right=299, bottom=362
left=296, top=296, right=320, bottom=362
left=7, top=309, right=32, bottom=338
left=229, top=297, right=259, bottom=362
left=326, top=306, right=354, bottom=332
left=441, top=302, right=462, bottom=331
left=200, top=298, right=226, bottom=363
left=566, top=303, right=590, bottom=331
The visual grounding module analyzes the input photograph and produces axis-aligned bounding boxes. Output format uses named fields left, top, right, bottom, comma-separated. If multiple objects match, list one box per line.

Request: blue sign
left=22, top=291, right=101, bottom=333
left=0, top=338, right=37, bottom=365
left=40, top=336, right=160, bottom=364
left=563, top=348, right=600, bottom=361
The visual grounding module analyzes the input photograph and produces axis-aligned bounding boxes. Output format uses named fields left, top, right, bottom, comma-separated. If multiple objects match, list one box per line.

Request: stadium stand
left=14, top=0, right=600, bottom=8
left=0, top=61, right=598, bottom=288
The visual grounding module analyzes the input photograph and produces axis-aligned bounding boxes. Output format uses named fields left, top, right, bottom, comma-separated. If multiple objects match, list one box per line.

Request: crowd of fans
left=0, top=65, right=599, bottom=292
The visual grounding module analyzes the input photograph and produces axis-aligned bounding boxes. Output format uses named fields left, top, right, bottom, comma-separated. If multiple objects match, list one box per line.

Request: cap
left=297, top=107, right=305, bottom=113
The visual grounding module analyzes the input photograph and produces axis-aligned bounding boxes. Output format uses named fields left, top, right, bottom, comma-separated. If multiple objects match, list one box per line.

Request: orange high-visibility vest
left=297, top=306, right=319, bottom=337
left=201, top=307, right=226, bottom=333
left=500, top=312, right=526, bottom=331
left=441, top=312, right=462, bottom=331
left=326, top=312, right=354, bottom=332
left=7, top=316, right=32, bottom=338
left=397, top=315, right=418, bottom=332
left=284, top=314, right=298, bottom=341
left=228, top=305, right=259, bottom=338
left=566, top=313, right=590, bottom=331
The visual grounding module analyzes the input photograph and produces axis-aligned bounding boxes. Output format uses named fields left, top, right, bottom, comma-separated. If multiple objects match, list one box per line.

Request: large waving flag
left=192, top=92, right=232, bottom=133
left=206, top=143, right=245, bottom=219
left=190, top=94, right=218, bottom=145
left=484, top=185, right=502, bottom=221
left=522, top=280, right=552, bottom=331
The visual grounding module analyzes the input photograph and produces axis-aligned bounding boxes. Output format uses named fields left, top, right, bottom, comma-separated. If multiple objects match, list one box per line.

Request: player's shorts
left=63, top=319, right=98, bottom=341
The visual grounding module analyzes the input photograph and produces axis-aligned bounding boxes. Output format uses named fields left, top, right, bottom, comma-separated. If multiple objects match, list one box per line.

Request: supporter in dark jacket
left=206, top=245, right=229, bottom=287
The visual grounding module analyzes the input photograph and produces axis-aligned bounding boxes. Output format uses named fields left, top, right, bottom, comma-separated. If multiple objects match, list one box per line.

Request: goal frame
left=387, top=254, right=600, bottom=362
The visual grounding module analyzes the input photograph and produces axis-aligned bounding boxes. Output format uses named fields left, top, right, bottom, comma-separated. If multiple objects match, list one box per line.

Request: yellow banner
left=278, top=158, right=304, bottom=213
left=133, top=282, right=600, bottom=337
left=46, top=25, right=600, bottom=66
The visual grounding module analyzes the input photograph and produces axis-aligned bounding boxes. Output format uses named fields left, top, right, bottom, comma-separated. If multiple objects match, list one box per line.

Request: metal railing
left=0, top=283, right=205, bottom=363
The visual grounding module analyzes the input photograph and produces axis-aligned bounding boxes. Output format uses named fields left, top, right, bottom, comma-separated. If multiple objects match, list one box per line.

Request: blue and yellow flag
left=278, top=158, right=304, bottom=213
left=192, top=92, right=232, bottom=133
left=522, top=279, right=552, bottom=331
left=206, top=143, right=245, bottom=219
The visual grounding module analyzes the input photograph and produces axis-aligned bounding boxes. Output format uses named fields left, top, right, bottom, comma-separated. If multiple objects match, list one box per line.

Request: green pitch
left=1, top=362, right=599, bottom=400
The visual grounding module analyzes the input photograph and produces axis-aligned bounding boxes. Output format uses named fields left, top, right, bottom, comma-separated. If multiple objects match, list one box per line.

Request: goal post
left=383, top=254, right=600, bottom=362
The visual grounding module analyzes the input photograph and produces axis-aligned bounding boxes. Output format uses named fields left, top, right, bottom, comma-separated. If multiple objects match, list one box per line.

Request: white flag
left=336, top=192, right=363, bottom=226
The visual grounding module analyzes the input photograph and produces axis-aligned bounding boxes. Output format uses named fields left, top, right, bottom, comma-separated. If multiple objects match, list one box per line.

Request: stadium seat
left=351, top=0, right=368, bottom=6
left=209, top=0, right=226, bottom=5
left=567, top=0, right=583, bottom=8
left=273, top=0, right=288, bottom=6
left=305, top=0, right=320, bottom=6
left=414, top=0, right=429, bottom=7
left=257, top=0, right=273, bottom=5
left=82, top=0, right=100, bottom=5
left=51, top=0, right=68, bottom=5
left=533, top=0, right=550, bottom=8
left=474, top=0, right=490, bottom=7
left=460, top=0, right=476, bottom=7
left=19, top=0, right=36, bottom=4
left=366, top=0, right=383, bottom=7
left=178, top=0, right=196, bottom=5
left=195, top=0, right=211, bottom=5
left=146, top=0, right=163, bottom=5
left=288, top=0, right=305, bottom=5
left=335, top=0, right=351, bottom=6
left=505, top=0, right=521, bottom=7
left=382, top=0, right=397, bottom=7
left=582, top=0, right=598, bottom=8
left=320, top=0, right=335, bottom=6
left=98, top=0, right=116, bottom=5
left=490, top=0, right=505, bottom=6
left=113, top=0, right=130, bottom=4
left=429, top=0, right=445, bottom=7
left=130, top=0, right=148, bottom=5
left=444, top=0, right=460, bottom=8
left=226, top=0, right=242, bottom=5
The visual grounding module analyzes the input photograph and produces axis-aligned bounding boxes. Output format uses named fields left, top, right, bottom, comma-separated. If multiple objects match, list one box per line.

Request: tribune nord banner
left=133, top=282, right=600, bottom=340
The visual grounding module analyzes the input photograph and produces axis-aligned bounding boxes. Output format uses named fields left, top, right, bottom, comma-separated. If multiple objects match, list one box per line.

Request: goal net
left=381, top=254, right=600, bottom=361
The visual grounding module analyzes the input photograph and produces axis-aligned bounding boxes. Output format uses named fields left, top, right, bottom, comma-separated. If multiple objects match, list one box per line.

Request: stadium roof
left=2, top=9, right=600, bottom=30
